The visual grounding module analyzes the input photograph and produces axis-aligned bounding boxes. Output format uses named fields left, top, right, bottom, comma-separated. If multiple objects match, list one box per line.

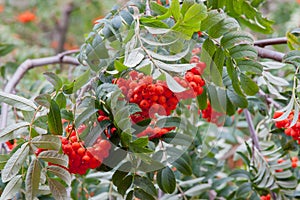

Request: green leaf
left=118, top=175, right=133, bottom=196
left=31, top=135, right=61, bottom=150
left=172, top=153, right=192, bottom=175
left=73, top=69, right=91, bottom=92
left=221, top=31, right=253, bottom=49
left=34, top=94, right=51, bottom=108
left=115, top=60, right=128, bottom=72
left=162, top=132, right=193, bottom=146
left=154, top=59, right=195, bottom=73
left=170, top=0, right=181, bottom=21
left=0, top=91, right=37, bottom=111
left=156, top=116, right=181, bottom=128
left=200, top=10, right=226, bottom=31
left=48, top=100, right=62, bottom=135
left=184, top=184, right=211, bottom=197
left=134, top=188, right=155, bottom=200
left=207, top=17, right=239, bottom=38
left=62, top=81, right=74, bottom=94
left=197, top=88, right=208, bottom=109
left=38, top=150, right=68, bottom=167
left=134, top=176, right=157, bottom=196
left=229, top=44, right=257, bottom=60
left=140, top=17, right=169, bottom=28
left=165, top=72, right=186, bottom=92
left=124, top=48, right=144, bottom=68
left=238, top=60, right=263, bottom=75
left=0, top=154, right=9, bottom=170
left=2, top=142, right=29, bottom=183
left=236, top=182, right=252, bottom=197
left=25, top=158, right=41, bottom=200
left=150, top=2, right=168, bottom=15
left=120, top=10, right=134, bottom=25
left=47, top=177, right=68, bottom=200
left=147, top=46, right=190, bottom=62
left=227, top=89, right=248, bottom=108
left=55, top=93, right=66, bottom=109
left=0, top=175, right=22, bottom=200
left=183, top=3, right=207, bottom=25
left=112, top=170, right=129, bottom=187
left=230, top=169, right=251, bottom=179
left=83, top=120, right=110, bottom=147
left=240, top=73, right=259, bottom=96
left=130, top=137, right=153, bottom=153
left=74, top=107, right=98, bottom=129
left=0, top=43, right=15, bottom=57
left=200, top=38, right=216, bottom=76
left=0, top=122, right=30, bottom=143
left=157, top=166, right=176, bottom=193
left=43, top=72, right=63, bottom=91
left=47, top=165, right=71, bottom=186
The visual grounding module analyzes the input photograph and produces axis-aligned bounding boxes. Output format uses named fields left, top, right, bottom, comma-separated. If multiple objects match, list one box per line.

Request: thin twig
left=0, top=53, right=80, bottom=131
left=254, top=37, right=287, bottom=47
left=258, top=90, right=281, bottom=109
left=244, top=109, right=260, bottom=151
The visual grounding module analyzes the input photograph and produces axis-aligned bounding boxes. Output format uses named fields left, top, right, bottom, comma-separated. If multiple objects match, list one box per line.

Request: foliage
left=0, top=0, right=300, bottom=199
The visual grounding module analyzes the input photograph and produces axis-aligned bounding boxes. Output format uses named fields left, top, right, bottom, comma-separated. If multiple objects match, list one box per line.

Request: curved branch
left=0, top=52, right=80, bottom=130
left=254, top=37, right=287, bottom=47
left=255, top=46, right=285, bottom=62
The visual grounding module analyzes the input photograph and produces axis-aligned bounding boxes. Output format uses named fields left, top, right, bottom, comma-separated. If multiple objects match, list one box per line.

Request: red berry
left=82, top=155, right=91, bottom=163
left=72, top=142, right=81, bottom=151
left=292, top=157, right=299, bottom=162
left=77, top=147, right=86, bottom=156
left=140, top=100, right=150, bottom=109
left=292, top=161, right=298, bottom=168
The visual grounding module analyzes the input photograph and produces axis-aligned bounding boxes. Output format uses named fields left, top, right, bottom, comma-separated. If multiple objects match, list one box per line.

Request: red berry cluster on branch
left=114, top=56, right=206, bottom=139
left=273, top=111, right=300, bottom=144
left=260, top=194, right=271, bottom=200
left=201, top=101, right=224, bottom=126
left=116, top=71, right=179, bottom=123
left=137, top=126, right=175, bottom=140
left=60, top=124, right=111, bottom=175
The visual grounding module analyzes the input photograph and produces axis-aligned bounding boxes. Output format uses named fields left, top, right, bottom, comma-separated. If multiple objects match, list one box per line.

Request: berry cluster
left=291, top=156, right=298, bottom=168
left=116, top=71, right=179, bottom=123
left=201, top=101, right=224, bottom=126
left=260, top=194, right=271, bottom=200
left=175, top=56, right=206, bottom=99
left=115, top=56, right=206, bottom=139
left=273, top=111, right=300, bottom=144
left=61, top=124, right=111, bottom=175
left=97, top=110, right=117, bottom=138
left=137, top=126, right=175, bottom=140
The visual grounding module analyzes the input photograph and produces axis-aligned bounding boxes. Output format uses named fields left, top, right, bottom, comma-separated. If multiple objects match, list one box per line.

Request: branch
left=0, top=51, right=80, bottom=130
left=254, top=37, right=287, bottom=47
left=243, top=109, right=260, bottom=151
left=145, top=0, right=151, bottom=16
left=56, top=2, right=74, bottom=53
left=255, top=46, right=285, bottom=62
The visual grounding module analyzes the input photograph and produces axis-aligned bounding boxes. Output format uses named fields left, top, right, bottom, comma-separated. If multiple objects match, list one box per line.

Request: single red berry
left=77, top=147, right=86, bottom=156
left=292, top=157, right=299, bottom=162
